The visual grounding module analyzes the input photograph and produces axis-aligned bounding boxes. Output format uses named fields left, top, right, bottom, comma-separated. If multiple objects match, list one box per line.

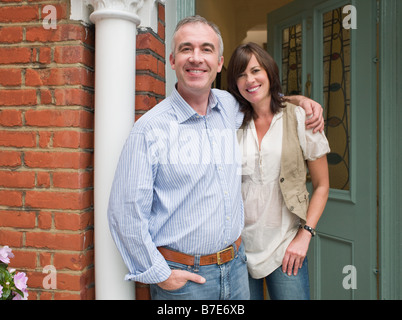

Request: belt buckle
left=216, top=246, right=234, bottom=265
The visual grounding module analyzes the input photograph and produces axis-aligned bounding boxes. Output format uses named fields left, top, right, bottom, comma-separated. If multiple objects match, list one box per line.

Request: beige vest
left=279, top=103, right=309, bottom=222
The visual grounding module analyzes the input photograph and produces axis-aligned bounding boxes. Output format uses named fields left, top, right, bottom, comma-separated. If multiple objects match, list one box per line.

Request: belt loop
left=193, top=254, right=200, bottom=272
left=233, top=239, right=240, bottom=257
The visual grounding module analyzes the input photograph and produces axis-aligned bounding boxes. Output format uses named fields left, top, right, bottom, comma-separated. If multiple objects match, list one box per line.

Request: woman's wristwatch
left=301, top=224, right=316, bottom=237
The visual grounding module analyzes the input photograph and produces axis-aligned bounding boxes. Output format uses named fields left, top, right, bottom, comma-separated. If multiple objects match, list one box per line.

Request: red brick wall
left=0, top=0, right=95, bottom=300
left=135, top=3, right=166, bottom=120
left=0, top=1, right=166, bottom=300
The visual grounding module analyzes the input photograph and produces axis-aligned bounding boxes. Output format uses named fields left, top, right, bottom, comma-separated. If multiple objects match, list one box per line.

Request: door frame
left=378, top=0, right=402, bottom=300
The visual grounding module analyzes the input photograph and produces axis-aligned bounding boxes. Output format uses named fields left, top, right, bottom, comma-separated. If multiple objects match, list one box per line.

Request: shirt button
left=280, top=178, right=285, bottom=183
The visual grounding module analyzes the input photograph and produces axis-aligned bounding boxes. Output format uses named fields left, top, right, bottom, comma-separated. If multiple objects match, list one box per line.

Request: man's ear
left=169, top=53, right=175, bottom=70
left=217, top=55, right=224, bottom=73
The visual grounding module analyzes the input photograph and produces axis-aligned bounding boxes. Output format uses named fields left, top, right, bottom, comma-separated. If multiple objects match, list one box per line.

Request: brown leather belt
left=158, top=237, right=242, bottom=266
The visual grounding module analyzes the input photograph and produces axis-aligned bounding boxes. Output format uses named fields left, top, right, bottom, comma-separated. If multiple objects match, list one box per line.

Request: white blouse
left=237, top=106, right=330, bottom=279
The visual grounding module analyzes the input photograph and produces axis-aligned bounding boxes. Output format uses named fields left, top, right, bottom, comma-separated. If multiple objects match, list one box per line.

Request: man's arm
left=285, top=95, right=324, bottom=133
left=108, top=131, right=206, bottom=289
left=107, top=131, right=172, bottom=284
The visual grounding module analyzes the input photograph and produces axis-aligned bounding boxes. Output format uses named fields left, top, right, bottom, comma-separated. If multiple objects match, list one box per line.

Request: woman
left=227, top=43, right=330, bottom=300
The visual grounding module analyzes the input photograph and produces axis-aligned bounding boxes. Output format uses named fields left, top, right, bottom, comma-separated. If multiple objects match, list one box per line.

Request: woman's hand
left=282, top=228, right=312, bottom=276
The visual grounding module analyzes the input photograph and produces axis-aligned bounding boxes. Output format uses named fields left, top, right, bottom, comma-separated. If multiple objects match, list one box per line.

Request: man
left=108, top=15, right=323, bottom=300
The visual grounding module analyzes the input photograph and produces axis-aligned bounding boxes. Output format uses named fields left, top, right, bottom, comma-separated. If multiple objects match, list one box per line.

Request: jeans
left=150, top=242, right=250, bottom=300
left=248, top=257, right=310, bottom=300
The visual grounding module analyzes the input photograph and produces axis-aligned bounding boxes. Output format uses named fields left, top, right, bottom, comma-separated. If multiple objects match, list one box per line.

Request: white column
left=89, top=0, right=143, bottom=300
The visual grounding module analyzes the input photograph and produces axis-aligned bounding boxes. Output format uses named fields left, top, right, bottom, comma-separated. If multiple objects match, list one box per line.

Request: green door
left=268, top=0, right=378, bottom=299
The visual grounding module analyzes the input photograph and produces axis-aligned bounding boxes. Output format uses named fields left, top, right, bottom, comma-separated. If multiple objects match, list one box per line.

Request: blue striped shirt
left=108, top=87, right=244, bottom=284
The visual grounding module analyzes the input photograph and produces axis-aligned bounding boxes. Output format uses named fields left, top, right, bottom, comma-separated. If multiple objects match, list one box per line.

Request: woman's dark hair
left=227, top=42, right=286, bottom=125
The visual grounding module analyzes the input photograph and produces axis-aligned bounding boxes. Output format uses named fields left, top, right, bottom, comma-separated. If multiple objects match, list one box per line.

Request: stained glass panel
left=323, top=6, right=351, bottom=190
left=282, top=24, right=302, bottom=95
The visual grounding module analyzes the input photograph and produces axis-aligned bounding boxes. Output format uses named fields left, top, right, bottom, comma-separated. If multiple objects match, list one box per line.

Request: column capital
left=70, top=0, right=164, bottom=30
left=89, top=0, right=144, bottom=25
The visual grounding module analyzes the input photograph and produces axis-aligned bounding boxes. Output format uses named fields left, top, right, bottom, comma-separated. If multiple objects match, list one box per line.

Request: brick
left=0, top=89, right=37, bottom=106
left=158, top=3, right=165, bottom=23
left=0, top=26, right=23, bottom=43
left=39, top=251, right=52, bottom=268
left=24, top=151, right=92, bottom=169
left=0, top=151, right=21, bottom=167
left=38, top=211, right=52, bottom=229
left=0, top=229, right=23, bottom=247
left=0, top=170, right=36, bottom=188
left=38, top=131, right=52, bottom=148
left=25, top=109, right=93, bottom=128
left=0, top=47, right=31, bottom=64
left=25, top=67, right=93, bottom=87
left=54, top=252, right=88, bottom=271
left=158, top=20, right=165, bottom=41
left=52, top=131, right=79, bottom=149
left=54, top=88, right=94, bottom=108
left=0, top=69, right=22, bottom=86
left=0, top=190, right=23, bottom=207
left=25, top=231, right=85, bottom=251
left=0, top=210, right=36, bottom=228
left=136, top=74, right=165, bottom=96
left=25, top=190, right=93, bottom=210
left=8, top=250, right=36, bottom=269
left=157, top=59, right=165, bottom=78
left=135, top=94, right=157, bottom=111
left=0, top=130, right=36, bottom=147
left=54, top=211, right=92, bottom=231
left=53, top=171, right=93, bottom=189
left=26, top=24, right=90, bottom=43
left=54, top=45, right=94, bottom=68
left=137, top=54, right=159, bottom=74
left=53, top=131, right=93, bottom=150
left=137, top=33, right=165, bottom=58
left=0, top=109, right=22, bottom=126
left=37, top=171, right=51, bottom=188
left=40, top=89, right=52, bottom=105
left=57, top=273, right=82, bottom=291
left=34, top=47, right=52, bottom=64
left=0, top=5, right=39, bottom=23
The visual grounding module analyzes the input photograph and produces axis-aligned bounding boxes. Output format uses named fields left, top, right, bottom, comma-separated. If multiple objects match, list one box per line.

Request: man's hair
left=171, top=15, right=224, bottom=59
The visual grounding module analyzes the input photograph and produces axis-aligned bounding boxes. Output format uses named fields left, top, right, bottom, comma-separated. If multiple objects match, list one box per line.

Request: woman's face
left=236, top=54, right=271, bottom=108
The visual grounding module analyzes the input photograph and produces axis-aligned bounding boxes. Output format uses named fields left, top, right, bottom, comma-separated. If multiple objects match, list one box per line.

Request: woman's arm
left=281, top=155, right=329, bottom=276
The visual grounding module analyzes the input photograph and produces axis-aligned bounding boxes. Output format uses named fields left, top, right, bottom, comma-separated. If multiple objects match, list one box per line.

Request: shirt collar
left=171, top=86, right=221, bottom=124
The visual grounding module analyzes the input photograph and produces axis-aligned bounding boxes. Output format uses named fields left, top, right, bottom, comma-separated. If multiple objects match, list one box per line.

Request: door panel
left=268, top=0, right=377, bottom=299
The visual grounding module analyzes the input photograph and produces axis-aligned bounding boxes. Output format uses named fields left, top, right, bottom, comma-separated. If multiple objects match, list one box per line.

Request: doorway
left=195, top=0, right=378, bottom=300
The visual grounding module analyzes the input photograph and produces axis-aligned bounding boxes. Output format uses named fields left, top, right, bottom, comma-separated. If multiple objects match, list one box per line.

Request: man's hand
left=298, top=97, right=324, bottom=133
left=157, top=269, right=206, bottom=291
left=285, top=95, right=325, bottom=133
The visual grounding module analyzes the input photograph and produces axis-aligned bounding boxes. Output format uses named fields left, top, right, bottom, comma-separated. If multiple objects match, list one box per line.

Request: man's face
left=170, top=22, right=224, bottom=99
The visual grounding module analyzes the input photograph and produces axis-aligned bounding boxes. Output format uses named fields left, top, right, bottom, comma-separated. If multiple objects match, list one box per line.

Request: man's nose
left=189, top=49, right=202, bottom=63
